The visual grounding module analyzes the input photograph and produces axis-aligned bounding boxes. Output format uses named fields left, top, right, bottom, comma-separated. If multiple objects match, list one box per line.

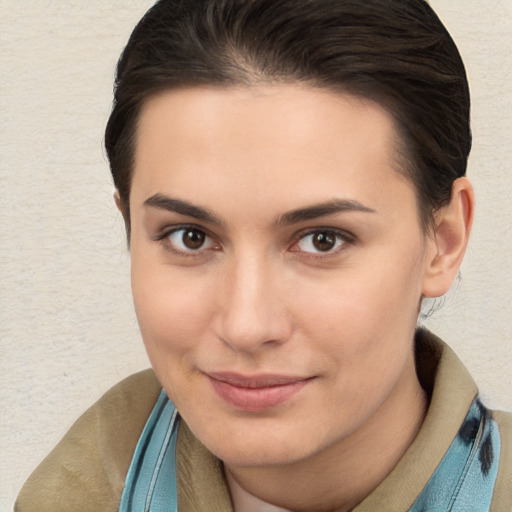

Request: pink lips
left=206, top=372, right=312, bottom=412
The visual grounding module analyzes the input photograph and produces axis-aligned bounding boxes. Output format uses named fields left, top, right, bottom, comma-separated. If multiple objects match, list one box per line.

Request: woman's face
left=128, top=85, right=435, bottom=468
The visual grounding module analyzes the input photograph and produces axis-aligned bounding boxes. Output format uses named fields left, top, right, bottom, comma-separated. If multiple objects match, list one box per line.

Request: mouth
left=205, top=372, right=314, bottom=412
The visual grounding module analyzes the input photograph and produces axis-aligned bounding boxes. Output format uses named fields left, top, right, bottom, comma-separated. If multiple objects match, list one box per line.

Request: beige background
left=1, top=1, right=511, bottom=509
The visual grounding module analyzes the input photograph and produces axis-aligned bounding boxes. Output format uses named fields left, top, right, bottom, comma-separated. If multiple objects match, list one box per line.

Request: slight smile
left=205, top=372, right=314, bottom=412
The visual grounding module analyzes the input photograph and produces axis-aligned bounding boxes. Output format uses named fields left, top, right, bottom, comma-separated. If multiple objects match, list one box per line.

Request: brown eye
left=182, top=229, right=205, bottom=249
left=165, top=227, right=216, bottom=254
left=294, top=230, right=346, bottom=254
left=312, top=232, right=336, bottom=251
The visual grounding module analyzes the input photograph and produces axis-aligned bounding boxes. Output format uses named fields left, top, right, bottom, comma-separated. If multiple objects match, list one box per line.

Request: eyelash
left=154, top=224, right=219, bottom=258
left=154, top=225, right=354, bottom=258
left=289, top=228, right=354, bottom=258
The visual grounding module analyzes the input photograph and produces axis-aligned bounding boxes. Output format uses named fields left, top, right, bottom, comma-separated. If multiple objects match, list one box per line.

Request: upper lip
left=205, top=372, right=312, bottom=388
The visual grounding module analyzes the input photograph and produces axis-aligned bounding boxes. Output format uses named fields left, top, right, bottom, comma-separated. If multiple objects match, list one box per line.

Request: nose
left=215, top=254, right=292, bottom=353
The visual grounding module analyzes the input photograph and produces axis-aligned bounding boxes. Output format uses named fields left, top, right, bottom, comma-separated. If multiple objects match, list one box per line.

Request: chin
left=188, top=414, right=331, bottom=469
left=214, top=441, right=313, bottom=469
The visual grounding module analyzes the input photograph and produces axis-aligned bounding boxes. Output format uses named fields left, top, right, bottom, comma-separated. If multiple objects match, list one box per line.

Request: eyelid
left=154, top=224, right=220, bottom=257
left=152, top=223, right=354, bottom=258
left=289, top=227, right=355, bottom=256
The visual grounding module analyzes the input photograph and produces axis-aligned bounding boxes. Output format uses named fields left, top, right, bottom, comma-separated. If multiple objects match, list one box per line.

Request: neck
left=225, top=359, right=427, bottom=512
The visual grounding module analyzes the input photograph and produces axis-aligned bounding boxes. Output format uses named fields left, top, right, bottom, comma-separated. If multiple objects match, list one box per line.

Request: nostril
left=216, top=317, right=292, bottom=353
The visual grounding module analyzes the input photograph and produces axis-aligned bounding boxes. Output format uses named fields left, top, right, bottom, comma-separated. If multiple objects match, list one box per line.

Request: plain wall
left=1, top=1, right=511, bottom=509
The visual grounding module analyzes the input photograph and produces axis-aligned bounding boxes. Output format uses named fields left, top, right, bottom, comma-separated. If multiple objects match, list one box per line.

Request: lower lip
left=207, top=377, right=311, bottom=412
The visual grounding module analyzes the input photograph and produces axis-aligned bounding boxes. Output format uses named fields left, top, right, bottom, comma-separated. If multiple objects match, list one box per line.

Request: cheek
left=130, top=257, right=217, bottom=355
left=299, top=266, right=421, bottom=338
left=293, top=248, right=425, bottom=372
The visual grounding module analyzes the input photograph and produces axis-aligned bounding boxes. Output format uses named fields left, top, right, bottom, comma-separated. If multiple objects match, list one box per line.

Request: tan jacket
left=16, top=331, right=512, bottom=511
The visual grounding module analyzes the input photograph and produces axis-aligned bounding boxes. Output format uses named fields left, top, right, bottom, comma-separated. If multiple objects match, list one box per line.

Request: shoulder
left=491, top=409, right=512, bottom=511
left=15, top=369, right=161, bottom=512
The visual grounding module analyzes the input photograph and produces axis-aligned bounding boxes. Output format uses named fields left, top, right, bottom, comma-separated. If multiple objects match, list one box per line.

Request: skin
left=122, top=85, right=473, bottom=511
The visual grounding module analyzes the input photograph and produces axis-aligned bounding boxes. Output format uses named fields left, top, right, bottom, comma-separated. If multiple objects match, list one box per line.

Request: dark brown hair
left=105, top=0, right=471, bottom=235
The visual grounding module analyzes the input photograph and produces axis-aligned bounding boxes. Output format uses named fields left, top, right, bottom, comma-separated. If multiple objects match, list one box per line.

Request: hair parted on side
left=105, top=0, right=471, bottom=237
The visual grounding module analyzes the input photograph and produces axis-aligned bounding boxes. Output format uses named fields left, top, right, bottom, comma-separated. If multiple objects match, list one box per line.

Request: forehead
left=131, top=85, right=415, bottom=219
left=135, top=84, right=397, bottom=159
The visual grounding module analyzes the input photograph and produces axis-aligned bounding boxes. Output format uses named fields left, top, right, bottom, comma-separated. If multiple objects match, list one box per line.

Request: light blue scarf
left=410, top=399, right=501, bottom=511
left=119, top=390, right=179, bottom=511
left=119, top=392, right=500, bottom=511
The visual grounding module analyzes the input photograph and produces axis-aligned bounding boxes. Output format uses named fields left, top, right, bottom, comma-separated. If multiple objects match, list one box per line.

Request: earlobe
left=422, top=177, right=474, bottom=298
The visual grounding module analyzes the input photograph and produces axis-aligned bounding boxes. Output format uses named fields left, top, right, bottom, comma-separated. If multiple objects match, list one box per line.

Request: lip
left=205, top=372, right=313, bottom=412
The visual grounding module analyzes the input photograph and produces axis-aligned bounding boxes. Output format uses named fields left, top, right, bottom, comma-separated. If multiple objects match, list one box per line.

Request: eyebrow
left=143, top=194, right=223, bottom=225
left=143, top=194, right=376, bottom=226
left=276, top=199, right=376, bottom=226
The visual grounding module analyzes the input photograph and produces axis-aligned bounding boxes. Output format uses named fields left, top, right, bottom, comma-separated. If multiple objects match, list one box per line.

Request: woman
left=15, top=0, right=511, bottom=510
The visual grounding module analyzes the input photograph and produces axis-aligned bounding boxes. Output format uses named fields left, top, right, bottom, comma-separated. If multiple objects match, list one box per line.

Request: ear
left=422, top=177, right=474, bottom=298
left=114, top=189, right=128, bottom=223
left=114, top=190, right=131, bottom=243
